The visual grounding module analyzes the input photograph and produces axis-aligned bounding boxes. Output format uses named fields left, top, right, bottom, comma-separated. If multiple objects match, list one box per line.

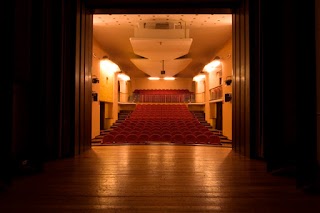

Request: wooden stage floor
left=0, top=145, right=319, bottom=212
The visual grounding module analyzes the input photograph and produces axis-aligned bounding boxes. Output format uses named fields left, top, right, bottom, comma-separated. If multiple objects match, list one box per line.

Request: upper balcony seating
left=132, top=89, right=194, bottom=103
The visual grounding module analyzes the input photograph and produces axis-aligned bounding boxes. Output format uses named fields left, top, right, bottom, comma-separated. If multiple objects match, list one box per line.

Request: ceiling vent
left=155, top=22, right=170, bottom=29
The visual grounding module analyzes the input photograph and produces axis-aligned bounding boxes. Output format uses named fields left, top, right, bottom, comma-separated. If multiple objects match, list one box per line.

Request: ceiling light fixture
left=164, top=77, right=175, bottom=80
left=148, top=77, right=160, bottom=80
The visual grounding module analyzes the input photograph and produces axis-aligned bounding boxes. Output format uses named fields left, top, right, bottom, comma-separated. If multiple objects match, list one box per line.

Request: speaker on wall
left=225, top=93, right=232, bottom=102
left=92, top=92, right=98, bottom=102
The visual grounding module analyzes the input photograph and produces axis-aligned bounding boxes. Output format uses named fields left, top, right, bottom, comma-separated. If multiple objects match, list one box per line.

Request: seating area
left=132, top=89, right=194, bottom=103
left=102, top=104, right=221, bottom=145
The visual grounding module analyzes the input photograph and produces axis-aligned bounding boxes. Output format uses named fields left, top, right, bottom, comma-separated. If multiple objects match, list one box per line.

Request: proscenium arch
left=6, top=0, right=318, bottom=192
left=84, top=0, right=257, bottom=158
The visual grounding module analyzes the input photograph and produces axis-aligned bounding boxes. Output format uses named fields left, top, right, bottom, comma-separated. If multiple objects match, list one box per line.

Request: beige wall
left=219, top=39, right=233, bottom=140
left=119, top=79, right=129, bottom=102
left=195, top=79, right=206, bottom=102
left=208, top=67, right=222, bottom=89
left=91, top=38, right=102, bottom=138
left=91, top=38, right=117, bottom=138
left=131, top=77, right=193, bottom=91
left=206, top=38, right=233, bottom=140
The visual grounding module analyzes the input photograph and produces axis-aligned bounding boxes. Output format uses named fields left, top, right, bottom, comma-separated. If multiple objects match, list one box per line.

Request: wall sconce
left=92, top=75, right=99, bottom=83
left=225, top=76, right=232, bottom=85
left=118, top=73, right=130, bottom=81
left=100, top=56, right=120, bottom=73
left=193, top=74, right=206, bottom=82
left=203, top=56, right=221, bottom=72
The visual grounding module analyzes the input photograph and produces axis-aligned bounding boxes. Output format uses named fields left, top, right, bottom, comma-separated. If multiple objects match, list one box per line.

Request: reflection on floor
left=0, top=146, right=319, bottom=212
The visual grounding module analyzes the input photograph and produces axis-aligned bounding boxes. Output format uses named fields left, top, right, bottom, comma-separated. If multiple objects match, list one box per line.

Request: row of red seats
left=133, top=89, right=192, bottom=95
left=109, top=128, right=214, bottom=136
left=102, top=132, right=220, bottom=145
left=102, top=104, right=221, bottom=145
left=135, top=95, right=191, bottom=103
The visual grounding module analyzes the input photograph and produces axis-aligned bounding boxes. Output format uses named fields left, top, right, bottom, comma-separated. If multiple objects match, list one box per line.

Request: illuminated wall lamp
left=118, top=73, right=130, bottom=81
left=100, top=56, right=120, bottom=73
left=203, top=56, right=221, bottom=72
left=193, top=74, right=206, bottom=82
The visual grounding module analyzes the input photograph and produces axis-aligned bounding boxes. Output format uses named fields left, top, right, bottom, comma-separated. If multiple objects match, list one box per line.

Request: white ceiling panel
left=130, top=58, right=192, bottom=77
left=129, top=38, right=193, bottom=60
left=93, top=14, right=232, bottom=78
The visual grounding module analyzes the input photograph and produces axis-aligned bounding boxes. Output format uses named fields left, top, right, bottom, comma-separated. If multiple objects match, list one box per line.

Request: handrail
left=132, top=94, right=192, bottom=103
left=209, top=85, right=223, bottom=101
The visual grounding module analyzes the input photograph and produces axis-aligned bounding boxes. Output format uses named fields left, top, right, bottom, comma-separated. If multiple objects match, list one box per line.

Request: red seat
left=184, top=133, right=197, bottom=144
left=114, top=134, right=127, bottom=143
left=161, top=133, right=172, bottom=142
left=196, top=134, right=209, bottom=144
left=138, top=133, right=149, bottom=144
left=102, top=134, right=114, bottom=144
left=149, top=133, right=161, bottom=141
left=203, top=131, right=213, bottom=137
left=126, top=134, right=139, bottom=144
left=208, top=135, right=221, bottom=145
left=172, top=134, right=185, bottom=144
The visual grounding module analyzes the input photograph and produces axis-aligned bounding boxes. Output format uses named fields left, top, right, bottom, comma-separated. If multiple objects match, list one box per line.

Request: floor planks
left=0, top=145, right=319, bottom=212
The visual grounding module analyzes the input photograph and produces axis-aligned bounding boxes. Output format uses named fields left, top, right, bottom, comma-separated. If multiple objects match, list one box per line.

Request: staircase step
left=100, top=131, right=108, bottom=135
left=220, top=139, right=232, bottom=143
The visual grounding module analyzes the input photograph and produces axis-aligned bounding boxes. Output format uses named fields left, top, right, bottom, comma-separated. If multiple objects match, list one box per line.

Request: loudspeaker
left=92, top=92, right=98, bottom=101
left=92, top=77, right=99, bottom=83
left=225, top=93, right=232, bottom=102
left=225, top=79, right=232, bottom=85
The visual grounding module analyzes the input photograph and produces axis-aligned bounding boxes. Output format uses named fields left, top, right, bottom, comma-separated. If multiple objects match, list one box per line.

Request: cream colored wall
left=119, top=80, right=129, bottom=102
left=205, top=38, right=233, bottom=140
left=208, top=67, right=221, bottom=89
left=99, top=63, right=115, bottom=102
left=195, top=80, right=205, bottom=102
left=131, top=78, right=193, bottom=91
left=112, top=76, right=119, bottom=125
left=91, top=38, right=117, bottom=138
left=220, top=39, right=233, bottom=140
left=104, top=103, right=113, bottom=130
left=91, top=38, right=102, bottom=138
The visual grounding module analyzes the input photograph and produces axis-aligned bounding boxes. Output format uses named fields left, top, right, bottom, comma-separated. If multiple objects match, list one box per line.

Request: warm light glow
left=203, top=58, right=221, bottom=72
left=163, top=77, right=175, bottom=80
left=148, top=77, right=160, bottom=80
left=118, top=73, right=130, bottom=81
left=100, top=57, right=120, bottom=73
left=193, top=74, right=206, bottom=82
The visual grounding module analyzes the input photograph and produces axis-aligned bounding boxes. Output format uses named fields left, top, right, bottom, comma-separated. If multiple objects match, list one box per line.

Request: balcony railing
left=209, top=85, right=223, bottom=101
left=132, top=94, right=192, bottom=103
